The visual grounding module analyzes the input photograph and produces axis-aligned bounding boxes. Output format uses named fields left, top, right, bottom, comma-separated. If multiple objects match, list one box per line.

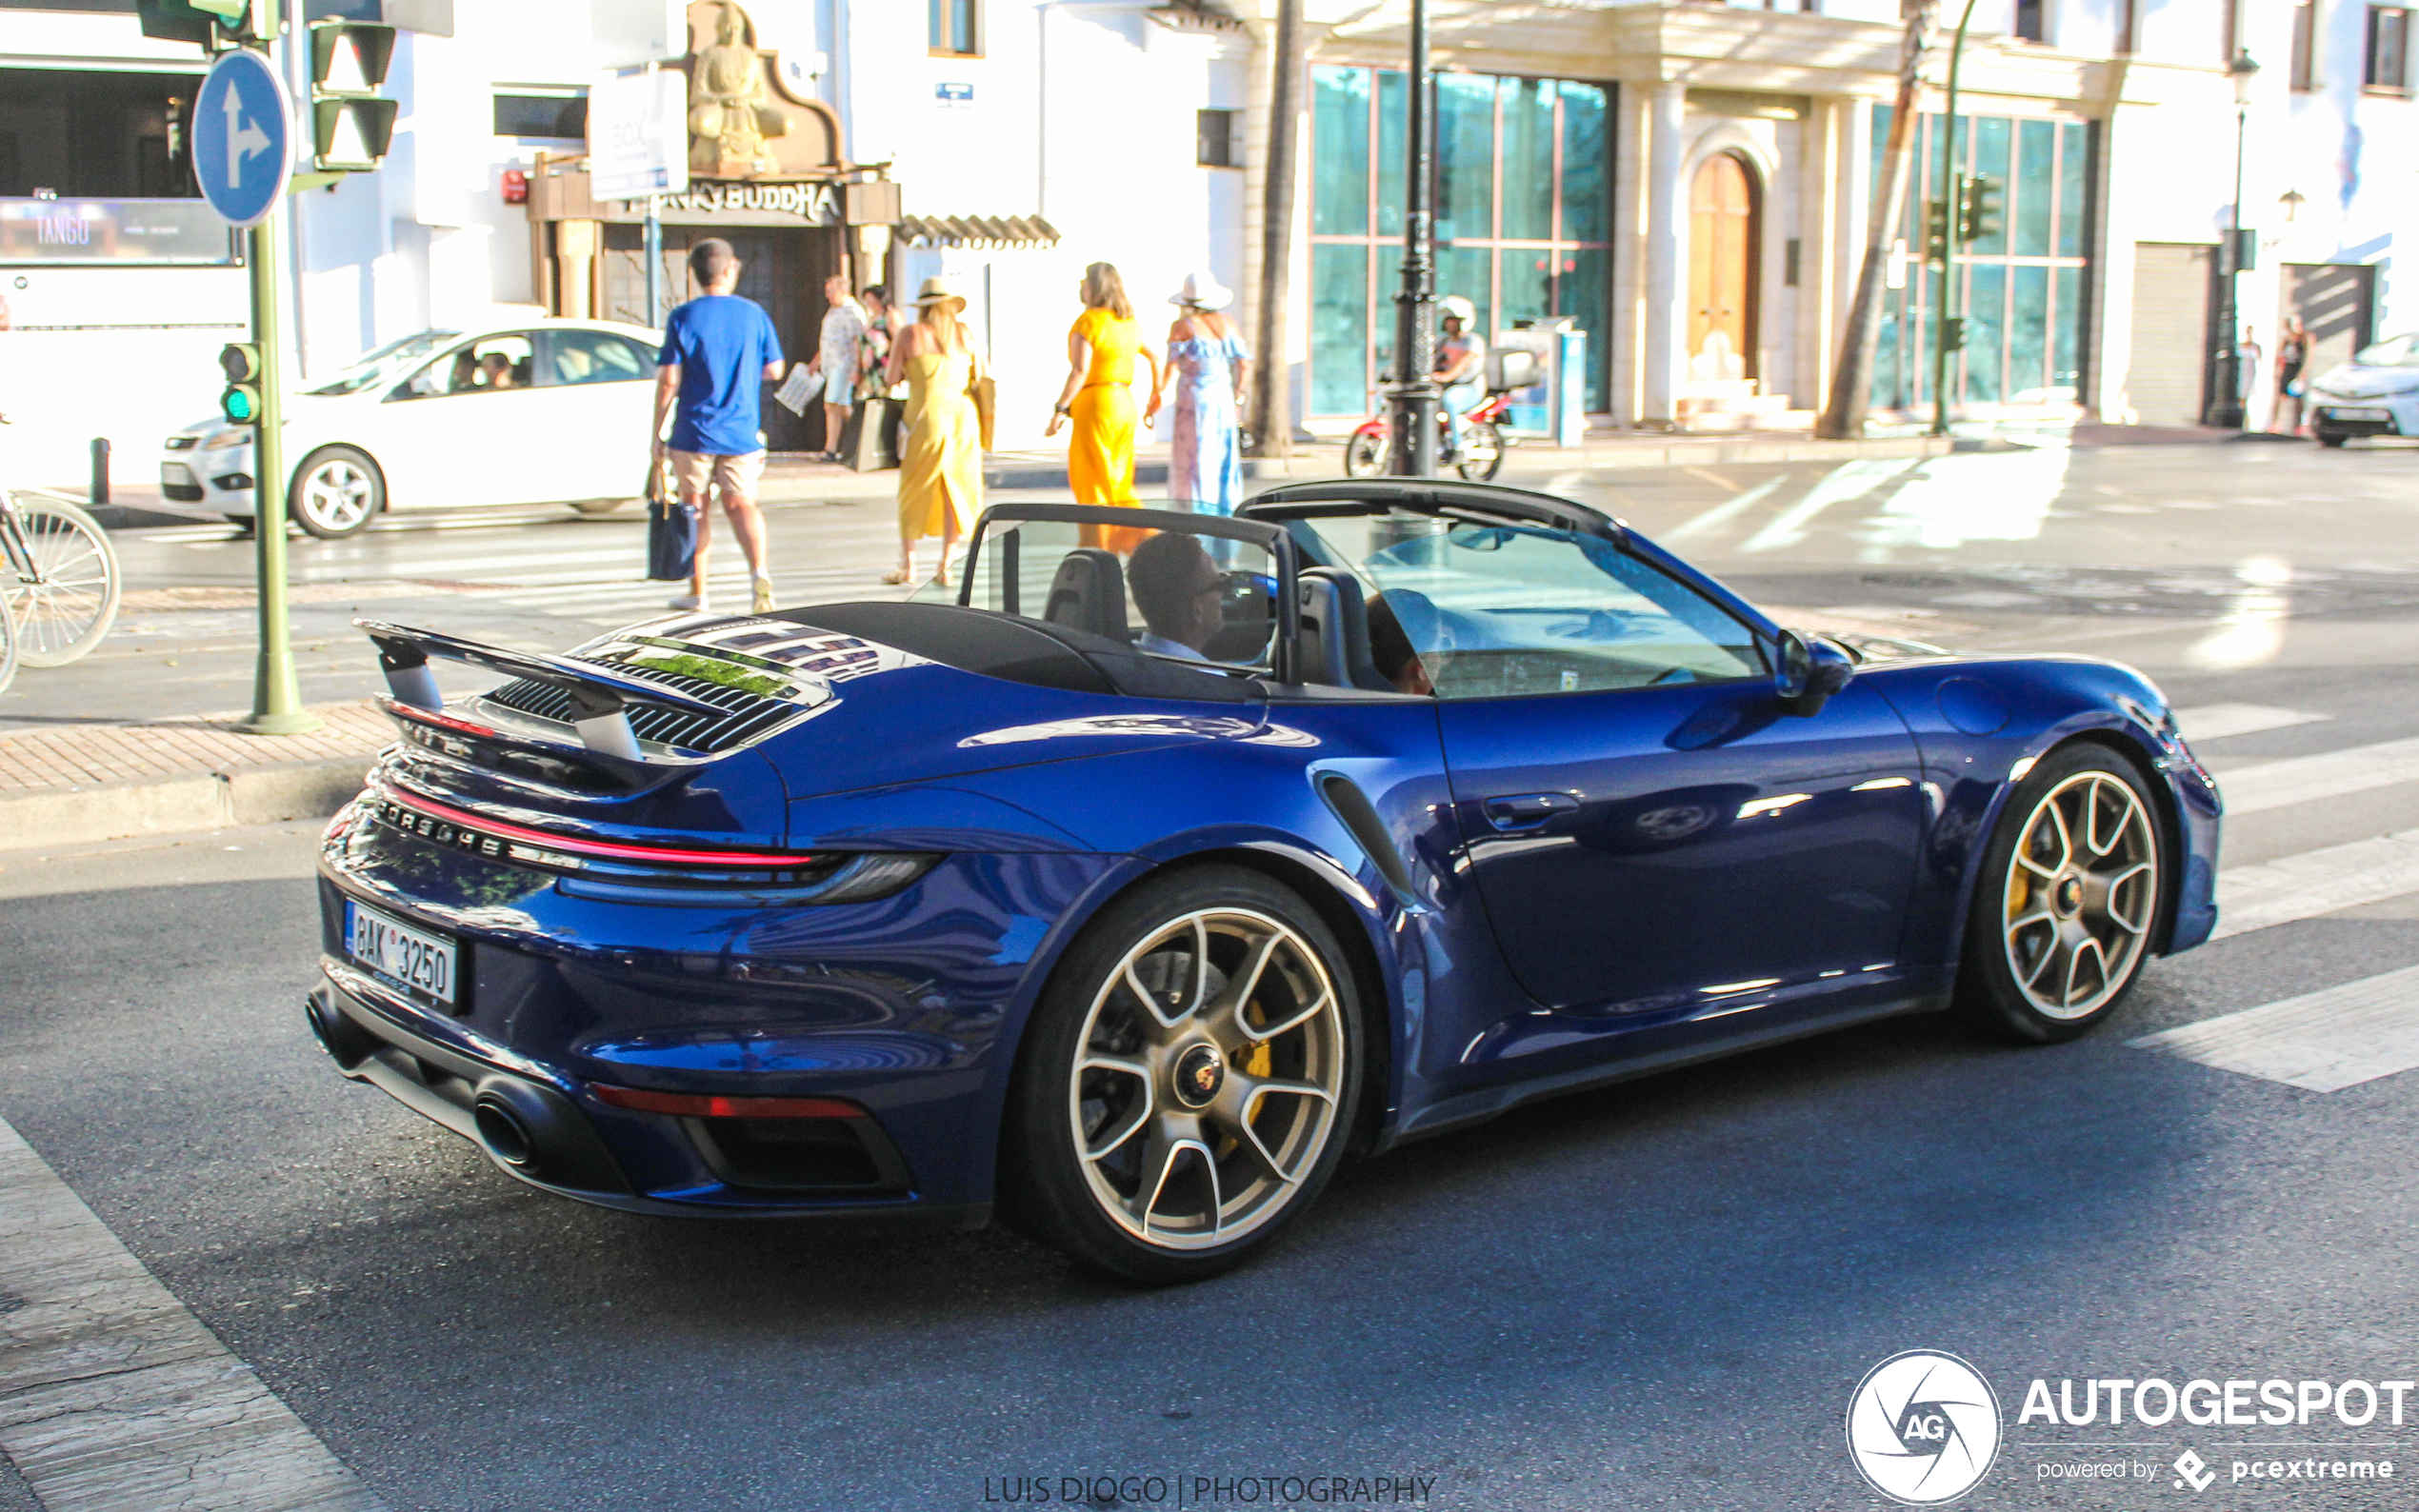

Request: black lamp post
left=2209, top=48, right=2260, bottom=428
left=1385, top=0, right=1438, bottom=477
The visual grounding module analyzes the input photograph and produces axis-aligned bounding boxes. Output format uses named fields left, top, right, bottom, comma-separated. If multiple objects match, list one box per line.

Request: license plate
left=2325, top=407, right=2389, bottom=422
left=345, top=900, right=457, bottom=1005
left=161, top=463, right=197, bottom=487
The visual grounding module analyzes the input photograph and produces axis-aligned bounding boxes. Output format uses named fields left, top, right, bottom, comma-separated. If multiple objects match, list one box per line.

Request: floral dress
left=1166, top=327, right=1250, bottom=515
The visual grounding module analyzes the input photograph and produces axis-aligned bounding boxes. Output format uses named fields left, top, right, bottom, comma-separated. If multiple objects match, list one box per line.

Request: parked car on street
left=308, top=482, right=2225, bottom=1282
left=160, top=318, right=665, bottom=537
left=2305, top=332, right=2419, bottom=448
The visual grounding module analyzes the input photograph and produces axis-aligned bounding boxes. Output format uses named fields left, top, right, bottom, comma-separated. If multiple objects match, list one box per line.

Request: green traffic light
left=222, top=385, right=260, bottom=425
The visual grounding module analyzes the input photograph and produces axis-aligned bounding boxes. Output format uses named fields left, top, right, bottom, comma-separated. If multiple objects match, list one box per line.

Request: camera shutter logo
left=1845, top=1350, right=2003, bottom=1504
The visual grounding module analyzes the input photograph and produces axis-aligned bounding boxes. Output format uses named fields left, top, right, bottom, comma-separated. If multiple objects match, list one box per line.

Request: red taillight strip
left=380, top=785, right=819, bottom=868
left=590, top=1084, right=866, bottom=1120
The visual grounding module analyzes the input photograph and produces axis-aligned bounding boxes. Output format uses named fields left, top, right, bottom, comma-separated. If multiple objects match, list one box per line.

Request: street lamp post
left=1385, top=0, right=1438, bottom=478
left=2209, top=48, right=2260, bottom=428
left=1929, top=0, right=1984, bottom=439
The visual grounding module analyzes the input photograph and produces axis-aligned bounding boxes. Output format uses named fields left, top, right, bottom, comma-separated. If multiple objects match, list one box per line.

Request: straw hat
left=911, top=276, right=967, bottom=313
left=1169, top=270, right=1233, bottom=310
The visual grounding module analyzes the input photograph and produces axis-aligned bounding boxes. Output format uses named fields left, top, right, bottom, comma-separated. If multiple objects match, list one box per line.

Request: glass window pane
left=1439, top=244, right=1492, bottom=341
left=1377, top=70, right=1406, bottom=238
left=1557, top=81, right=1609, bottom=242
left=1964, top=264, right=2005, bottom=403
left=1434, top=73, right=1496, bottom=243
left=1499, top=247, right=1552, bottom=331
left=2015, top=118, right=2054, bottom=256
left=1501, top=78, right=1555, bottom=241
left=1312, top=67, right=1369, bottom=236
left=1297, top=522, right=1764, bottom=698
left=1552, top=247, right=1609, bottom=412
left=1969, top=116, right=2009, bottom=255
left=2057, top=121, right=2088, bottom=258
left=2054, top=265, right=2083, bottom=391
left=1875, top=288, right=1904, bottom=410
left=1310, top=244, right=1369, bottom=416
left=2009, top=265, right=2049, bottom=399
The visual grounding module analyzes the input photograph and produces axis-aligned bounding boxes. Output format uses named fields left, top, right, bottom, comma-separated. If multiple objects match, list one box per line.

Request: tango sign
left=660, top=181, right=839, bottom=224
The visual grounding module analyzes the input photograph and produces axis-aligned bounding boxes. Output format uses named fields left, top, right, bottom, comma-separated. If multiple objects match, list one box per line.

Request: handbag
left=970, top=374, right=996, bottom=452
left=645, top=459, right=696, bottom=581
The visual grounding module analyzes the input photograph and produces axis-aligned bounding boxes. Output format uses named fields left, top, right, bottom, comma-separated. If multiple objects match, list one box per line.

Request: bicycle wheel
left=4, top=493, right=122, bottom=667
left=0, top=580, right=17, bottom=696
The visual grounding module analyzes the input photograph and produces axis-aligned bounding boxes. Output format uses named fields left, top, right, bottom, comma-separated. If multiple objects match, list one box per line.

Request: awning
left=897, top=213, right=1060, bottom=249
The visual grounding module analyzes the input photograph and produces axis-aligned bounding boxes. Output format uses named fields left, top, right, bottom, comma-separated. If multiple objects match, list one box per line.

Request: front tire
left=1001, top=866, right=1362, bottom=1283
left=1954, top=745, right=2164, bottom=1043
left=2316, top=430, right=2349, bottom=448
left=1342, top=429, right=1387, bottom=478
left=290, top=446, right=382, bottom=538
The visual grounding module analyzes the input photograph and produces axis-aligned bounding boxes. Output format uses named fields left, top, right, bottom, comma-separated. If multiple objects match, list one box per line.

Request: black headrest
left=1298, top=567, right=1383, bottom=690
left=1042, top=548, right=1130, bottom=642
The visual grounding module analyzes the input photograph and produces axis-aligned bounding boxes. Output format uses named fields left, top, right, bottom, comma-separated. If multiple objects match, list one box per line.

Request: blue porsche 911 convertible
left=310, top=480, right=2221, bottom=1281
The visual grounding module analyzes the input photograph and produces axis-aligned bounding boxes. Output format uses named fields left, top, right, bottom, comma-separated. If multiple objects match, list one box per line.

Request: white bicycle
left=0, top=425, right=124, bottom=695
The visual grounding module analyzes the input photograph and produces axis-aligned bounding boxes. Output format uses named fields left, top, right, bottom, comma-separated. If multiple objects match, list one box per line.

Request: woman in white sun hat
left=882, top=275, right=985, bottom=586
left=1149, top=269, right=1252, bottom=518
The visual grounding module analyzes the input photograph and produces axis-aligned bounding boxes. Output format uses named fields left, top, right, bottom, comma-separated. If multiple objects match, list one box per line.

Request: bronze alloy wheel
left=1070, top=905, right=1346, bottom=1250
left=1957, top=745, right=2167, bottom=1044
left=2000, top=768, right=2158, bottom=1019
left=1004, top=866, right=1361, bottom=1282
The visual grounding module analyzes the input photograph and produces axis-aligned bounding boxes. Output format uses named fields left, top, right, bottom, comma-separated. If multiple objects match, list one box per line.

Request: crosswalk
left=2133, top=704, right=2419, bottom=1092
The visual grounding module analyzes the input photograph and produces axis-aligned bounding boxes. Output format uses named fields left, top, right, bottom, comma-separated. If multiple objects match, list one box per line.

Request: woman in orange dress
left=1045, top=263, right=1159, bottom=550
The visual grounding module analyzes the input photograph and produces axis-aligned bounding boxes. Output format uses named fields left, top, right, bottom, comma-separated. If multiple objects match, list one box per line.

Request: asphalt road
left=5, top=436, right=2419, bottom=1509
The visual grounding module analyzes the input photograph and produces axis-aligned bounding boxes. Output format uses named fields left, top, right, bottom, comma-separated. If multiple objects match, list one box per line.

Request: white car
left=2305, top=332, right=2419, bottom=448
left=161, top=318, right=664, bottom=537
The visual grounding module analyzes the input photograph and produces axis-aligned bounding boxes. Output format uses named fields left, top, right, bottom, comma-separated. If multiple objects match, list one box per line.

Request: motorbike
left=1342, top=388, right=1512, bottom=483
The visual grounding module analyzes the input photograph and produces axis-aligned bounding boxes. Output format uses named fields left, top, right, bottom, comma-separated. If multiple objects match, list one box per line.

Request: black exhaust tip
left=471, top=1095, right=536, bottom=1168
left=305, top=987, right=378, bottom=1067
left=468, top=1075, right=627, bottom=1192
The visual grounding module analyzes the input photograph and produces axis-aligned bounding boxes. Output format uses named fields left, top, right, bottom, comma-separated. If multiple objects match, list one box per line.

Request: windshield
left=306, top=330, right=462, bottom=396
left=2351, top=334, right=2419, bottom=368
left=1288, top=512, right=1765, bottom=698
left=915, top=518, right=1280, bottom=674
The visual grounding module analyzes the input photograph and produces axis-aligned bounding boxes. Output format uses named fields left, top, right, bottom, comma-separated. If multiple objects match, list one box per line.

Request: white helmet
left=1438, top=295, right=1476, bottom=327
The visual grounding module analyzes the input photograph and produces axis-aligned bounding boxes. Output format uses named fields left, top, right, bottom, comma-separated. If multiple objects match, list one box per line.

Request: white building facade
left=0, top=0, right=2410, bottom=489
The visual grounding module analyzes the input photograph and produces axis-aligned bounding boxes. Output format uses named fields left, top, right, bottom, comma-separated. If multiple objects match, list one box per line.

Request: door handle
left=1483, top=792, right=1580, bottom=830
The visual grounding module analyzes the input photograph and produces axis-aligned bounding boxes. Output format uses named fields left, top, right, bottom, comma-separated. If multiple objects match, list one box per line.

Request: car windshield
left=1287, top=511, right=1766, bottom=698
left=2351, top=334, right=2419, bottom=368
left=306, top=330, right=462, bottom=395
left=914, top=518, right=1281, bottom=674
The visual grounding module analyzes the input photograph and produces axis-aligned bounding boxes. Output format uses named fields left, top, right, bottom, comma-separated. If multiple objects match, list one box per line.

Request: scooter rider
left=1432, top=295, right=1486, bottom=455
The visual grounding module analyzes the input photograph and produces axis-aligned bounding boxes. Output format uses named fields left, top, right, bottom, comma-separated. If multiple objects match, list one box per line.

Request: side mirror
left=1774, top=628, right=1854, bottom=717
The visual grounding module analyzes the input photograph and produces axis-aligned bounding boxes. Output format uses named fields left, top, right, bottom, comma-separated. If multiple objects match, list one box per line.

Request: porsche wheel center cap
left=2053, top=876, right=2084, bottom=917
left=1171, top=1044, right=1224, bottom=1108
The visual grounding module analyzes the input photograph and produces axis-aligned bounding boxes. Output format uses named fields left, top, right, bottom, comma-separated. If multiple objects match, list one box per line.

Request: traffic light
left=219, top=343, right=264, bottom=426
left=1924, top=197, right=1950, bottom=264
left=135, top=0, right=260, bottom=45
left=1958, top=174, right=2003, bottom=246
left=309, top=19, right=398, bottom=172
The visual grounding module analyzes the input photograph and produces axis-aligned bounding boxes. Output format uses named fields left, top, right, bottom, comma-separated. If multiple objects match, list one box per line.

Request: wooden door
left=1688, top=152, right=1759, bottom=382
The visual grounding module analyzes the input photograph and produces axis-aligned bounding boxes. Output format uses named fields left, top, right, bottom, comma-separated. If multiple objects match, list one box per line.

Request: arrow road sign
left=193, top=49, right=292, bottom=226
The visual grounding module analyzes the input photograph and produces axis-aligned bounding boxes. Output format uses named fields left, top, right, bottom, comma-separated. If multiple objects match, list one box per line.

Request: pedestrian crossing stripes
left=2211, top=735, right=2419, bottom=816
left=2171, top=704, right=2329, bottom=743
left=2128, top=964, right=2419, bottom=1092
left=2210, top=830, right=2419, bottom=941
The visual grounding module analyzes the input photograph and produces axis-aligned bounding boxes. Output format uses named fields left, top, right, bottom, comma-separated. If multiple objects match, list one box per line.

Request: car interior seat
left=1297, top=567, right=1385, bottom=689
left=1040, top=548, right=1131, bottom=643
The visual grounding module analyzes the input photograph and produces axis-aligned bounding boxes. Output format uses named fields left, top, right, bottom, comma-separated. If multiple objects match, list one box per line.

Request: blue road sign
left=193, top=50, right=292, bottom=227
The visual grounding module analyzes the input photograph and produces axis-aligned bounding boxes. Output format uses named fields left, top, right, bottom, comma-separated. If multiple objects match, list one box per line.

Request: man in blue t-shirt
left=652, top=238, right=788, bottom=612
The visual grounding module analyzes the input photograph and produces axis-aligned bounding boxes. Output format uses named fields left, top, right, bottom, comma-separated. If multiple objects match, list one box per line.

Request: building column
left=554, top=219, right=598, bottom=319
left=1832, top=97, right=1873, bottom=416
left=1795, top=96, right=1846, bottom=416
left=1609, top=82, right=1652, bottom=425
left=1642, top=79, right=1687, bottom=427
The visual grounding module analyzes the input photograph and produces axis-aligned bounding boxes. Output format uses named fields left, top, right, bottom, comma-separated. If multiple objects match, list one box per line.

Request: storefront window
left=1309, top=66, right=1614, bottom=415
left=1869, top=108, right=2094, bottom=412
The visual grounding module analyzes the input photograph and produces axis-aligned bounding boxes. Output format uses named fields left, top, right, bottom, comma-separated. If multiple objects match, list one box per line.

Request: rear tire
left=1000, top=865, right=1362, bottom=1283
left=1342, top=430, right=1387, bottom=478
left=290, top=446, right=382, bottom=539
left=1954, top=745, right=2165, bottom=1044
left=1453, top=420, right=1506, bottom=482
left=2316, top=430, right=2349, bottom=448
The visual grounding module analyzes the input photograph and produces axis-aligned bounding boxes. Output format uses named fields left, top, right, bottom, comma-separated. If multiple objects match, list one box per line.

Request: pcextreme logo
left=1846, top=1351, right=2004, bottom=1505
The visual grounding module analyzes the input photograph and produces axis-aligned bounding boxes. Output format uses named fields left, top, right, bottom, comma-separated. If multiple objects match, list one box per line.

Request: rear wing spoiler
left=357, top=619, right=729, bottom=762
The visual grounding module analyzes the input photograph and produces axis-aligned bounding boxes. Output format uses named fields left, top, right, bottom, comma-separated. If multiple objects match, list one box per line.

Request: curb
left=0, top=755, right=374, bottom=852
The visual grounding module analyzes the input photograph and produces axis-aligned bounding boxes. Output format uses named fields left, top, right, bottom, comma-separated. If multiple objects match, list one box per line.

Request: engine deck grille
left=476, top=668, right=798, bottom=754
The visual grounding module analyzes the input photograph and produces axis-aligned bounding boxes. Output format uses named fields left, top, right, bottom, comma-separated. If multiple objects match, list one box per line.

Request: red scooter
left=1343, top=388, right=1511, bottom=482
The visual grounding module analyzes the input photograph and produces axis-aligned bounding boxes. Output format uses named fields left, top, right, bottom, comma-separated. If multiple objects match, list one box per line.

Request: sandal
left=880, top=567, right=912, bottom=586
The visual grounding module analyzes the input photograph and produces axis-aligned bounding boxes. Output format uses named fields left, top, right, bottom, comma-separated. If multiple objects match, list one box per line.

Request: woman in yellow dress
left=884, top=277, right=985, bottom=587
left=1045, top=263, right=1159, bottom=551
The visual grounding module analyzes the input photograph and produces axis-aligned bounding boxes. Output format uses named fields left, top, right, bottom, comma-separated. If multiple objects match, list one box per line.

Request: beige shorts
left=669, top=448, right=766, bottom=499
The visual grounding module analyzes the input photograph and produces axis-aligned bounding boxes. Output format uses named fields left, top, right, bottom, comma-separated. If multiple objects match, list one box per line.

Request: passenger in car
left=1127, top=531, right=1224, bottom=663
left=1368, top=591, right=1435, bottom=696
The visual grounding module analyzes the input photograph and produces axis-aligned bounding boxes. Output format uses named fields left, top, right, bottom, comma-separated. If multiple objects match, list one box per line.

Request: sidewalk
left=0, top=701, right=387, bottom=851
